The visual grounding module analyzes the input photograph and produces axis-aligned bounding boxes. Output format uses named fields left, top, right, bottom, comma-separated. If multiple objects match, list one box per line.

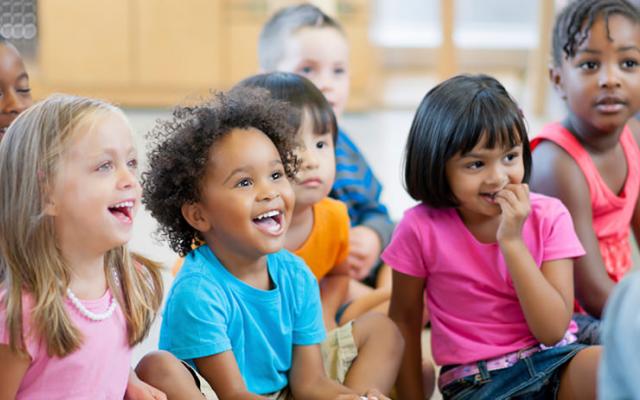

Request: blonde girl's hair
left=0, top=94, right=163, bottom=357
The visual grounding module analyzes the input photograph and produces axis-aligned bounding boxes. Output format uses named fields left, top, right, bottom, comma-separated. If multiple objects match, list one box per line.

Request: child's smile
left=252, top=209, right=285, bottom=236
left=108, top=199, right=136, bottom=225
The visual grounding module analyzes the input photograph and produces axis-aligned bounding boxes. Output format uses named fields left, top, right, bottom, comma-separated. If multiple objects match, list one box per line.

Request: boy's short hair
left=142, top=88, right=298, bottom=256
left=258, top=3, right=344, bottom=71
left=233, top=72, right=338, bottom=142
left=552, top=0, right=640, bottom=66
left=404, top=74, right=531, bottom=208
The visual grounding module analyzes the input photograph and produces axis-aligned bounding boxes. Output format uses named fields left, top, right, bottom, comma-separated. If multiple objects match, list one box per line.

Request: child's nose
left=257, top=181, right=280, bottom=202
left=1, top=90, right=29, bottom=114
left=599, top=64, right=622, bottom=89
left=118, top=166, right=138, bottom=189
left=486, top=165, right=508, bottom=186
left=300, top=147, right=319, bottom=170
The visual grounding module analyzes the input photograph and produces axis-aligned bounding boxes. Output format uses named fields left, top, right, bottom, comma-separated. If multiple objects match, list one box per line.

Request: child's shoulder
left=268, top=249, right=316, bottom=281
left=314, top=197, right=348, bottom=219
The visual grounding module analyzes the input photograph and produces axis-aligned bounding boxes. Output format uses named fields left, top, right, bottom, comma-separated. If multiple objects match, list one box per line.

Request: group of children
left=1, top=0, right=640, bottom=399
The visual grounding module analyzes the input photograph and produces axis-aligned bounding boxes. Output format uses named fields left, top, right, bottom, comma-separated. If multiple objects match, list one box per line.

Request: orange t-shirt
left=293, top=197, right=350, bottom=280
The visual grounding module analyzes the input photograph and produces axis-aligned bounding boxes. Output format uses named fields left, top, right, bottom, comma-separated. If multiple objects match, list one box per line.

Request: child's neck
left=204, top=237, right=272, bottom=290
left=457, top=209, right=501, bottom=244
left=564, top=115, right=625, bottom=154
left=284, top=204, right=314, bottom=252
left=61, top=244, right=107, bottom=300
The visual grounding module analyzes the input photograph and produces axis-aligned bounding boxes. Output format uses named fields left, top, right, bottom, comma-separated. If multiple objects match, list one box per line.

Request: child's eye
left=466, top=161, right=483, bottom=170
left=235, top=178, right=252, bottom=188
left=621, top=59, right=639, bottom=69
left=97, top=161, right=113, bottom=172
left=334, top=67, right=345, bottom=75
left=579, top=61, right=599, bottom=70
left=299, top=66, right=314, bottom=74
left=127, top=158, right=138, bottom=170
left=271, top=170, right=284, bottom=180
left=504, top=153, right=519, bottom=162
left=17, top=87, right=31, bottom=94
left=316, top=140, right=328, bottom=149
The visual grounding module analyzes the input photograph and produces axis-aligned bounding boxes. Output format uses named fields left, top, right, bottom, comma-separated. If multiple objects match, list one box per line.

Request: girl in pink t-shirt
left=0, top=95, right=202, bottom=399
left=384, top=75, right=601, bottom=399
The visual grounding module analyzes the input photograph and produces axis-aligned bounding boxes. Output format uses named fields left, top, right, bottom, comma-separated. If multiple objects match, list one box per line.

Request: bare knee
left=136, top=350, right=190, bottom=385
left=353, top=312, right=405, bottom=353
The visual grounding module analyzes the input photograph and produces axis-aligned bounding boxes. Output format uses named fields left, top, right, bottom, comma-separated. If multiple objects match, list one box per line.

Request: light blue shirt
left=159, top=246, right=326, bottom=394
left=599, top=271, right=640, bottom=399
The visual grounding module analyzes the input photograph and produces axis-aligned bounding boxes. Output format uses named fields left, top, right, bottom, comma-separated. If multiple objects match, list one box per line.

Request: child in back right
left=530, top=0, right=640, bottom=342
left=385, top=74, right=601, bottom=399
left=259, top=4, right=394, bottom=290
left=143, top=87, right=396, bottom=399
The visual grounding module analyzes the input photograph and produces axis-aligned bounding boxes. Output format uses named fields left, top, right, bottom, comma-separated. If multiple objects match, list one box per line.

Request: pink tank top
left=531, top=122, right=640, bottom=282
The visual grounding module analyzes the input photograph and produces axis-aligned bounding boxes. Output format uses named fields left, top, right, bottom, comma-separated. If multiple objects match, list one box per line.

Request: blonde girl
left=0, top=94, right=201, bottom=399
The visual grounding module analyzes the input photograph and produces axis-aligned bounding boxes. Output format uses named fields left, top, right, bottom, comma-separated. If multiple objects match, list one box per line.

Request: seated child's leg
left=346, top=279, right=374, bottom=302
left=573, top=313, right=602, bottom=345
left=375, top=264, right=392, bottom=290
left=337, top=287, right=390, bottom=325
left=342, top=313, right=404, bottom=395
left=557, top=346, right=601, bottom=400
left=135, top=350, right=211, bottom=400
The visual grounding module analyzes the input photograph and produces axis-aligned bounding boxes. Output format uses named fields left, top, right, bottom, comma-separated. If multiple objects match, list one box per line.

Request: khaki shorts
left=183, top=321, right=357, bottom=399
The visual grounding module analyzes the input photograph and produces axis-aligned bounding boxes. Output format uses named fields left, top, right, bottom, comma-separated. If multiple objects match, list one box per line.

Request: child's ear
left=42, top=183, right=58, bottom=216
left=549, top=64, right=567, bottom=100
left=181, top=202, right=212, bottom=232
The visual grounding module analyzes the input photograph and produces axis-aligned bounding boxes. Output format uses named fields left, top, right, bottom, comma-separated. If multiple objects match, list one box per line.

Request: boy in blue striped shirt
left=258, top=3, right=394, bottom=290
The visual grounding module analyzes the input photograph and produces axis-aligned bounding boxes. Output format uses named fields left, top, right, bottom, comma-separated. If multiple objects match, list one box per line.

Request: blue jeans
left=440, top=343, right=587, bottom=400
left=573, top=313, right=601, bottom=345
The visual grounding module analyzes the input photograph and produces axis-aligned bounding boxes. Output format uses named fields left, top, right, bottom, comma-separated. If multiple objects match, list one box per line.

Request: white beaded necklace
left=66, top=287, right=117, bottom=321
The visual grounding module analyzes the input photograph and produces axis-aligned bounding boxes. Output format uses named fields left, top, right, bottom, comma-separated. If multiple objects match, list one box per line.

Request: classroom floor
left=125, top=70, right=638, bottom=399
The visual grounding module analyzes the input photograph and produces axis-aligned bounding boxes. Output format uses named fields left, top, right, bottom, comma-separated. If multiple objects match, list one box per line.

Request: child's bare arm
left=629, top=120, right=640, bottom=247
left=497, top=184, right=575, bottom=344
left=194, top=351, right=267, bottom=400
left=388, top=270, right=425, bottom=400
left=0, top=344, right=29, bottom=400
left=531, top=141, right=614, bottom=317
left=289, top=344, right=385, bottom=400
left=319, top=274, right=350, bottom=330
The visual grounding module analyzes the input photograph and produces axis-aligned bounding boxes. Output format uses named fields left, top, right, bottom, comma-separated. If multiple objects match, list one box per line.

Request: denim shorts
left=573, top=313, right=602, bottom=345
left=440, top=343, right=587, bottom=400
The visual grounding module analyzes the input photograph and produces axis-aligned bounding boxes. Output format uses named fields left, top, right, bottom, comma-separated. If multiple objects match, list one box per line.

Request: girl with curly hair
left=143, top=88, right=391, bottom=400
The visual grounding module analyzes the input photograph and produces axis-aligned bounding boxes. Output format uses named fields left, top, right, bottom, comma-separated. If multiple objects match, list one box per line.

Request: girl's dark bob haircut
left=233, top=71, right=338, bottom=142
left=404, top=74, right=531, bottom=208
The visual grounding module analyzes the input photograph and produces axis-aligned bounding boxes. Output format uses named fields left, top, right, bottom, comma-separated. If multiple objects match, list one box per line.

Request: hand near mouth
left=495, top=183, right=531, bottom=243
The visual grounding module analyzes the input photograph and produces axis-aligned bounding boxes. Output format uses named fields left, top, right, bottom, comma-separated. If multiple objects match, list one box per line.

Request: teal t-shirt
left=159, top=246, right=326, bottom=394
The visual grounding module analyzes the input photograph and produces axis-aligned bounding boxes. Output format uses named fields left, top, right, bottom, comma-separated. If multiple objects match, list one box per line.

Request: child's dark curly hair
left=142, top=88, right=299, bottom=256
left=552, top=0, right=640, bottom=66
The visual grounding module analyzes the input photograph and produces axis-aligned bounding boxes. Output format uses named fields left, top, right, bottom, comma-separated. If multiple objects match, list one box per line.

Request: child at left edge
left=0, top=94, right=202, bottom=400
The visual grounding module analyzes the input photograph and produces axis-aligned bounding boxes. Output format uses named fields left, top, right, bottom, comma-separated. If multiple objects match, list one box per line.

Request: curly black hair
left=142, top=88, right=298, bottom=256
left=552, top=0, right=640, bottom=66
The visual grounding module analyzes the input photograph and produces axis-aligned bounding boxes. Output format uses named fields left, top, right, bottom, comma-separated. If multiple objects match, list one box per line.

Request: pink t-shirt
left=381, top=193, right=585, bottom=366
left=0, top=289, right=131, bottom=399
